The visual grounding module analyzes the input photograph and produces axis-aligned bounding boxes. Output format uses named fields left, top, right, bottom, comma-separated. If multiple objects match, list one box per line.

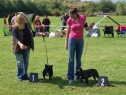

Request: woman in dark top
left=61, top=13, right=69, bottom=31
left=42, top=15, right=51, bottom=35
left=12, top=13, right=45, bottom=81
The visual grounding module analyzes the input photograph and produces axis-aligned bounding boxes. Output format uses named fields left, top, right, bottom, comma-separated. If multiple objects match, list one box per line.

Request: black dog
left=75, top=68, right=99, bottom=85
left=42, top=64, right=53, bottom=80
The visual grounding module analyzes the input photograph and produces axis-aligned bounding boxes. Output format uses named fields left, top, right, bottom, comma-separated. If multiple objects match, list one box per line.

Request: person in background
left=34, top=15, right=43, bottom=32
left=11, top=13, right=18, bottom=25
left=61, top=13, right=69, bottom=31
left=65, top=7, right=95, bottom=84
left=9, top=13, right=18, bottom=32
left=42, top=15, right=51, bottom=35
left=11, top=13, right=45, bottom=81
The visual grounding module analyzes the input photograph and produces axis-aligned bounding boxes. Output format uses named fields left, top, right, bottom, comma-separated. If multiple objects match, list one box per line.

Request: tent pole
left=93, top=15, right=107, bottom=28
left=93, top=15, right=120, bottom=28
left=107, top=16, right=120, bottom=25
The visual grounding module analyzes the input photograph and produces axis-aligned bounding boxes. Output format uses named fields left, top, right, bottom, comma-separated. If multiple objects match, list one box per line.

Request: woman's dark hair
left=69, top=7, right=78, bottom=14
left=44, top=14, right=48, bottom=17
left=69, top=7, right=79, bottom=17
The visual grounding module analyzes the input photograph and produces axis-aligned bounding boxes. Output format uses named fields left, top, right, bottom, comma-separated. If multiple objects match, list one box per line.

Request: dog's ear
left=51, top=65, right=53, bottom=67
left=45, top=64, right=47, bottom=67
left=80, top=68, right=82, bottom=71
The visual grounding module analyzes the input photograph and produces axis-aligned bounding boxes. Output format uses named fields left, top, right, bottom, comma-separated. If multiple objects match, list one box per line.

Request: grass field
left=0, top=16, right=126, bottom=95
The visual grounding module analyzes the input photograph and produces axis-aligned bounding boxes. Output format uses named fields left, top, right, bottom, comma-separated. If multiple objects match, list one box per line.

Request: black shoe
left=23, top=77, right=29, bottom=80
left=23, top=75, right=29, bottom=80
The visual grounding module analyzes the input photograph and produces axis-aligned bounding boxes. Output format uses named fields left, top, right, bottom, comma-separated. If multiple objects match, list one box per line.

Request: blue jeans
left=44, top=27, right=50, bottom=32
left=62, top=22, right=66, bottom=31
left=14, top=46, right=30, bottom=79
left=67, top=38, right=84, bottom=80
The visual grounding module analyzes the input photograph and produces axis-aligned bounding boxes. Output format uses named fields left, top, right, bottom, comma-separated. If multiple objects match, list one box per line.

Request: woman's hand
left=17, top=41, right=25, bottom=50
left=90, top=21, right=95, bottom=27
left=39, top=32, right=45, bottom=36
left=19, top=44, right=28, bottom=49
left=84, top=21, right=95, bottom=31
left=19, top=43, right=25, bottom=49
left=65, top=43, right=68, bottom=50
left=36, top=32, right=45, bottom=36
left=20, top=44, right=24, bottom=49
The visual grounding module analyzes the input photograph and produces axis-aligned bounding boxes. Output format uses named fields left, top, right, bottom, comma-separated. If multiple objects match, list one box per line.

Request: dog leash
left=42, top=36, right=49, bottom=64
left=83, top=40, right=88, bottom=60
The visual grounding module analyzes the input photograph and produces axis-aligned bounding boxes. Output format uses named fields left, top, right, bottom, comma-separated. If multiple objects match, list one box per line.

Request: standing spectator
left=65, top=7, right=95, bottom=84
left=34, top=15, right=43, bottom=32
left=42, top=15, right=51, bottom=35
left=11, top=13, right=18, bottom=25
left=61, top=13, right=69, bottom=31
left=9, top=13, right=18, bottom=32
left=11, top=13, right=45, bottom=81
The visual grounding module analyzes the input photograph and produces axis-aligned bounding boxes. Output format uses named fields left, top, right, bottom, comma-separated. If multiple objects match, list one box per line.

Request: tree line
left=0, top=0, right=126, bottom=17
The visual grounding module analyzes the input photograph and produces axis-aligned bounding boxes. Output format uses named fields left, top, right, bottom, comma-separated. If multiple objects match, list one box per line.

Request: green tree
left=35, top=1, right=49, bottom=15
left=98, top=0, right=115, bottom=13
left=116, top=1, right=126, bottom=15
left=11, top=0, right=26, bottom=12
left=0, top=0, right=5, bottom=16
left=51, top=9, right=60, bottom=16
left=85, top=2, right=97, bottom=16
left=25, top=0, right=37, bottom=13
left=4, top=0, right=14, bottom=14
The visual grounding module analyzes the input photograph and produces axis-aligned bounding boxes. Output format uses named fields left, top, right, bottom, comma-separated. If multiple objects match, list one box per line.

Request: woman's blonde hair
left=13, top=13, right=27, bottom=30
left=35, top=15, right=39, bottom=20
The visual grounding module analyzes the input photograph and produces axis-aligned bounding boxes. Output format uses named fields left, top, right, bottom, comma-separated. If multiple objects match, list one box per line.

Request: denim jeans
left=14, top=46, right=30, bottom=79
left=67, top=38, right=84, bottom=80
left=62, top=22, right=66, bottom=31
left=44, top=27, right=50, bottom=32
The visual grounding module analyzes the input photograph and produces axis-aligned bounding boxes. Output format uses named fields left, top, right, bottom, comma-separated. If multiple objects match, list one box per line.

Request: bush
left=51, top=9, right=61, bottom=16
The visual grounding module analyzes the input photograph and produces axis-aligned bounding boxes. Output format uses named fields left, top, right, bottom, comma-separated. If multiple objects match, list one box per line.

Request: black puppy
left=75, top=68, right=99, bottom=85
left=42, top=64, right=53, bottom=80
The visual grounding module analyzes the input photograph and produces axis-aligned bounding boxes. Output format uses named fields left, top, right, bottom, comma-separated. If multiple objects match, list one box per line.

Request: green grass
left=0, top=16, right=126, bottom=95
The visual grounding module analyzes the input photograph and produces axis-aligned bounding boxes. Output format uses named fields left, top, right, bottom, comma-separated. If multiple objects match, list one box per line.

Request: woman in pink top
left=65, top=7, right=95, bottom=84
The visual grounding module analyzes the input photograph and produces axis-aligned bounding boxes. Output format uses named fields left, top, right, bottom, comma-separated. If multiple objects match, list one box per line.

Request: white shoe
left=68, top=80, right=73, bottom=84
left=82, top=79, right=85, bottom=82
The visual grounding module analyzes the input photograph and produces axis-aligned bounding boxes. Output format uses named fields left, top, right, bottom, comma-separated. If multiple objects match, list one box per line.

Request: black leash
left=42, top=36, right=48, bottom=64
left=83, top=40, right=88, bottom=60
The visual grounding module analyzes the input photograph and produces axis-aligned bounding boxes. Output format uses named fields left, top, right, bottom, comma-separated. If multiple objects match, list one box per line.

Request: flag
left=4, top=16, right=7, bottom=24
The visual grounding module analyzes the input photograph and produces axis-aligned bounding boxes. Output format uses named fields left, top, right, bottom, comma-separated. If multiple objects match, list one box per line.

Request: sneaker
left=18, top=78, right=23, bottom=82
left=74, top=75, right=80, bottom=80
left=82, top=79, right=85, bottom=82
left=68, top=80, right=73, bottom=84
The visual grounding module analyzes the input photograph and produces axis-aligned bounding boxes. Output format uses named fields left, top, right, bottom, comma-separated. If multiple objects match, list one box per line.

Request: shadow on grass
left=108, top=80, right=126, bottom=87
left=38, top=76, right=98, bottom=89
left=38, top=76, right=126, bottom=88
